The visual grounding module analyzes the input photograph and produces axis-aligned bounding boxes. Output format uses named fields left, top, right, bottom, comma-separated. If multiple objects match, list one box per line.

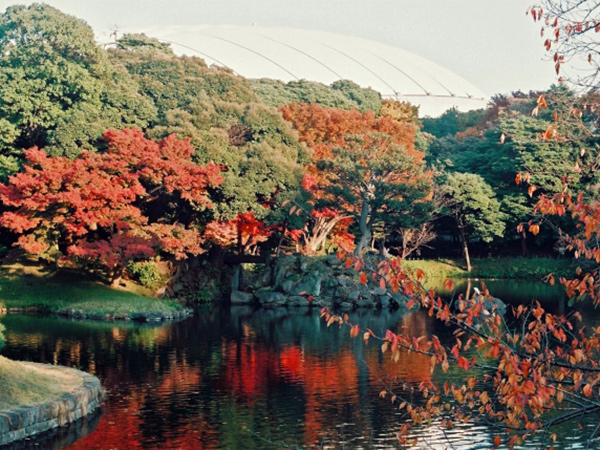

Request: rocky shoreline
left=231, top=254, right=411, bottom=310
left=0, top=365, right=105, bottom=447
left=0, top=306, right=193, bottom=322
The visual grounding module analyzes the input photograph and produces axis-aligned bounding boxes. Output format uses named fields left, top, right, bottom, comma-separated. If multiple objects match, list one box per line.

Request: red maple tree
left=0, top=128, right=222, bottom=284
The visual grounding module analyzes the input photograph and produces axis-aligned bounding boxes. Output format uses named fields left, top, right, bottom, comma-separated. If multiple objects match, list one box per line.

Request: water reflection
left=0, top=290, right=597, bottom=449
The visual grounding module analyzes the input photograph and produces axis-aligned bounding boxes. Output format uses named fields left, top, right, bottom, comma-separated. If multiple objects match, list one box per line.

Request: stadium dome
left=137, top=25, right=488, bottom=117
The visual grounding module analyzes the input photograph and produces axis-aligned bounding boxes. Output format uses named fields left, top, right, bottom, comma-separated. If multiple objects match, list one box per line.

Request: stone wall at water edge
left=231, top=254, right=411, bottom=310
left=0, top=366, right=105, bottom=447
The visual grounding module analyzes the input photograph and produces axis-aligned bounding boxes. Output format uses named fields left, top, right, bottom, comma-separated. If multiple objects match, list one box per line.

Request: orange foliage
left=280, top=103, right=426, bottom=254
left=204, top=212, right=271, bottom=254
left=321, top=238, right=600, bottom=446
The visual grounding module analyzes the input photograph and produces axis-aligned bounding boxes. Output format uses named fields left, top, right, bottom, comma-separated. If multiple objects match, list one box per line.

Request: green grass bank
left=0, top=355, right=83, bottom=410
left=402, top=257, right=576, bottom=280
left=0, top=263, right=184, bottom=319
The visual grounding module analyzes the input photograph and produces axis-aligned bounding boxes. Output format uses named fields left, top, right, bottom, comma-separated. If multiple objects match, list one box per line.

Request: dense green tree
left=109, top=37, right=308, bottom=222
left=330, top=80, right=382, bottom=113
left=422, top=107, right=485, bottom=138
left=441, top=172, right=505, bottom=271
left=0, top=4, right=155, bottom=173
left=250, top=78, right=382, bottom=113
left=424, top=87, right=600, bottom=255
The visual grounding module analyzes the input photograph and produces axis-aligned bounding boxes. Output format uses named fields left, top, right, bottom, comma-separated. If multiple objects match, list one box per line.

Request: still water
left=0, top=280, right=598, bottom=450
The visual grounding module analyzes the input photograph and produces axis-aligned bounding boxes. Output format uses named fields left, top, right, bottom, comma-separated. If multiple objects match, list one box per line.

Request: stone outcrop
left=57, top=307, right=193, bottom=322
left=0, top=365, right=105, bottom=447
left=232, top=254, right=410, bottom=310
left=0, top=306, right=193, bottom=322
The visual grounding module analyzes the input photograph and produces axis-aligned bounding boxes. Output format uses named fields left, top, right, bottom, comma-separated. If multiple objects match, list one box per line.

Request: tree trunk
left=237, top=221, right=244, bottom=256
left=520, top=231, right=529, bottom=256
left=303, top=216, right=345, bottom=255
left=459, top=229, right=472, bottom=273
left=465, top=278, right=472, bottom=301
left=355, top=196, right=372, bottom=255
left=111, top=265, right=124, bottom=287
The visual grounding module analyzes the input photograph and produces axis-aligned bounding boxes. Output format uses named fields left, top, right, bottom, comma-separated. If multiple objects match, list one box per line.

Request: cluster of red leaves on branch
left=204, top=212, right=272, bottom=255
left=0, top=128, right=222, bottom=273
left=280, top=103, right=423, bottom=254
left=321, top=249, right=600, bottom=448
left=532, top=190, right=600, bottom=305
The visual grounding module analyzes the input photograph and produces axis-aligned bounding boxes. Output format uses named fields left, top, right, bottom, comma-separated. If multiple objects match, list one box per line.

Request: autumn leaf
left=457, top=356, right=469, bottom=370
left=529, top=224, right=540, bottom=235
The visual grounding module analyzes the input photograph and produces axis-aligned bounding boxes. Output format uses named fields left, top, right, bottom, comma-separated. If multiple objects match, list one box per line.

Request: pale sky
left=2, top=0, right=558, bottom=98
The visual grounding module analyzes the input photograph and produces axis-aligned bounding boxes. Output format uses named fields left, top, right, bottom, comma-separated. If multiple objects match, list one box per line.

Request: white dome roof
left=137, top=25, right=488, bottom=117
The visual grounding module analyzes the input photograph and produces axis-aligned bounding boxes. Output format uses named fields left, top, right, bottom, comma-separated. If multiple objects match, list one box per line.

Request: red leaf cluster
left=0, top=128, right=222, bottom=270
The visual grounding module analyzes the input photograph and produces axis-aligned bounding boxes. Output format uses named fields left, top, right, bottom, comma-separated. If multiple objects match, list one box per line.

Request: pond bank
left=0, top=357, right=104, bottom=447
left=403, top=257, right=575, bottom=280
left=0, top=263, right=189, bottom=321
left=230, top=255, right=574, bottom=310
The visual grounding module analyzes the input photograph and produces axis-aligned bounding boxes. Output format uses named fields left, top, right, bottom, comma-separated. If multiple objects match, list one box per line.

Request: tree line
left=0, top=3, right=595, bottom=285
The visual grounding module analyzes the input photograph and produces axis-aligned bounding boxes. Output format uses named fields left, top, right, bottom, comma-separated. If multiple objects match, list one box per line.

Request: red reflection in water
left=62, top=312, right=433, bottom=450
left=66, top=357, right=216, bottom=450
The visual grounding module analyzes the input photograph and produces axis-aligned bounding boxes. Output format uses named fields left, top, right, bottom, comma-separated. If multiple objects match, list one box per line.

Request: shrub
left=127, top=261, right=162, bottom=289
left=190, top=287, right=214, bottom=306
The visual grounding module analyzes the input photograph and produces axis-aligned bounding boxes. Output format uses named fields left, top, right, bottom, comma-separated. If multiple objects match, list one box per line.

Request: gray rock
left=357, top=299, right=376, bottom=308
left=376, top=296, right=390, bottom=308
left=339, top=302, right=354, bottom=311
left=320, top=298, right=334, bottom=307
left=475, top=293, right=507, bottom=318
left=231, top=265, right=241, bottom=292
left=258, top=266, right=273, bottom=287
left=281, top=279, right=294, bottom=294
left=273, top=264, right=288, bottom=287
left=299, top=257, right=310, bottom=272
left=347, top=290, right=361, bottom=301
left=372, top=287, right=387, bottom=296
left=291, top=272, right=322, bottom=297
left=231, top=290, right=255, bottom=305
left=326, top=254, right=342, bottom=266
left=0, top=365, right=104, bottom=447
left=287, top=295, right=309, bottom=306
left=359, top=287, right=372, bottom=299
left=257, top=291, right=286, bottom=304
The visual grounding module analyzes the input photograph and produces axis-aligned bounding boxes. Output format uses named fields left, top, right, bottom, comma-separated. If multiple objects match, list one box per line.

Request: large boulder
left=256, top=290, right=286, bottom=305
left=290, top=271, right=322, bottom=297
left=231, top=290, right=255, bottom=305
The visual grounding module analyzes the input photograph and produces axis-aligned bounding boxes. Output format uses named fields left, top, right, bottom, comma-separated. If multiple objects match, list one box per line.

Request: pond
left=0, top=279, right=598, bottom=450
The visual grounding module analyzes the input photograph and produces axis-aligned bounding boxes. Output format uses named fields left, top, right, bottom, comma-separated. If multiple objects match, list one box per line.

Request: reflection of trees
left=1, top=308, right=440, bottom=450
left=365, top=310, right=432, bottom=385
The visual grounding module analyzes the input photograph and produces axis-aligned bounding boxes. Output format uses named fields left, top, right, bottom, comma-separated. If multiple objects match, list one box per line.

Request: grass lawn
left=0, top=262, right=183, bottom=316
left=402, top=257, right=576, bottom=280
left=0, top=355, right=83, bottom=410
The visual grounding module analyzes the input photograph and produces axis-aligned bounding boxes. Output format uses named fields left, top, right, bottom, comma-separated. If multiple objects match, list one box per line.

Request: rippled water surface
left=0, top=280, right=598, bottom=450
